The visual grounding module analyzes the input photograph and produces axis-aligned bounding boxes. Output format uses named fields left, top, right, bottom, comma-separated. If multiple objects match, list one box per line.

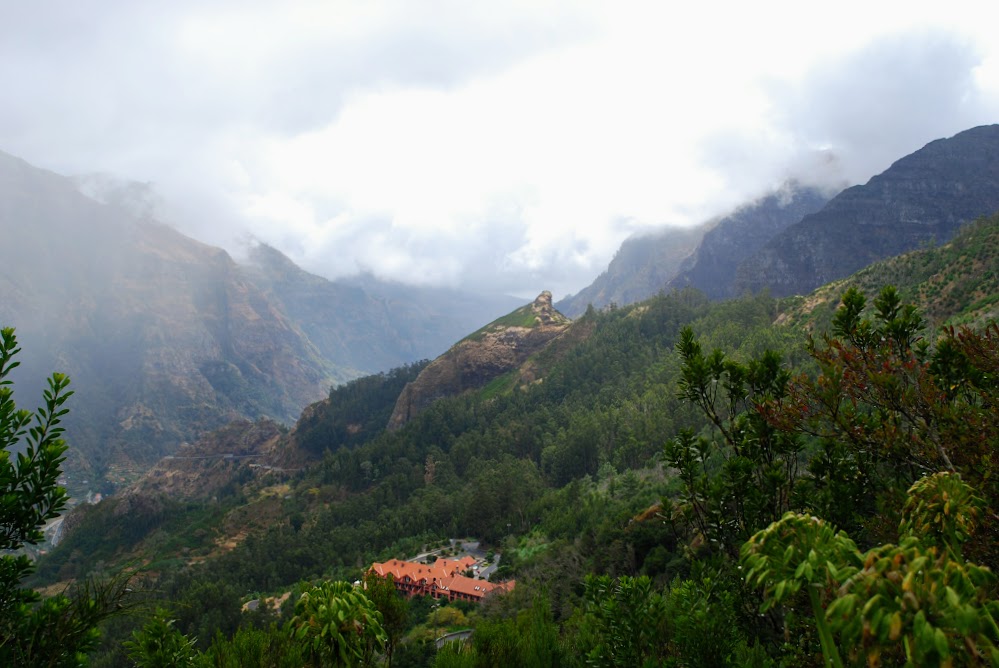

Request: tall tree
left=665, top=325, right=800, bottom=555
left=0, top=327, right=132, bottom=666
left=362, top=571, right=409, bottom=667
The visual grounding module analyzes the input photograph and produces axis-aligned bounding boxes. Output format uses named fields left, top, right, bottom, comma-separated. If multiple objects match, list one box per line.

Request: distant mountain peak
left=559, top=180, right=831, bottom=315
left=665, top=181, right=831, bottom=300
left=556, top=226, right=706, bottom=317
left=736, top=124, right=999, bottom=297
left=0, top=149, right=523, bottom=486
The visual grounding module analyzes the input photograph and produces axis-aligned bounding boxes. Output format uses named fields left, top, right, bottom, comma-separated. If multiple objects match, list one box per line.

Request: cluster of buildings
left=369, top=556, right=514, bottom=603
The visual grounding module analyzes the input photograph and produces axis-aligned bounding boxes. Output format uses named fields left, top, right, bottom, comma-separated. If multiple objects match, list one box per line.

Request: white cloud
left=2, top=1, right=999, bottom=298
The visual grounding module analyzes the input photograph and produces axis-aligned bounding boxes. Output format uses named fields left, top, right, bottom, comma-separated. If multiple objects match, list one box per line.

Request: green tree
left=765, top=287, right=999, bottom=551
left=124, top=609, right=199, bottom=668
left=363, top=571, right=409, bottom=667
left=0, top=327, right=132, bottom=666
left=665, top=326, right=800, bottom=555
left=665, top=574, right=753, bottom=668
left=577, top=574, right=668, bottom=668
left=290, top=580, right=387, bottom=667
left=467, top=593, right=564, bottom=668
left=743, top=472, right=999, bottom=667
left=200, top=624, right=307, bottom=668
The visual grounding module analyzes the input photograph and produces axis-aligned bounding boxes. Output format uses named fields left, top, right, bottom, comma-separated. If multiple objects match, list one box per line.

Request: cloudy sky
left=2, top=1, right=998, bottom=299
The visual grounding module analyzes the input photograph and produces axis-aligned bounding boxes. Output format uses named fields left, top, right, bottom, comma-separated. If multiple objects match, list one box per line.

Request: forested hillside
left=21, top=214, right=999, bottom=666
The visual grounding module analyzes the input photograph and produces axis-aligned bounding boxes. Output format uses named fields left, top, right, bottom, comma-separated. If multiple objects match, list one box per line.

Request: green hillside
left=22, top=214, right=999, bottom=666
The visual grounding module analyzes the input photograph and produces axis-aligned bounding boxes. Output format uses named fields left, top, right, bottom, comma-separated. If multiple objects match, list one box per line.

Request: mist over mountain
left=6, top=122, right=999, bottom=487
left=557, top=181, right=832, bottom=316
left=736, top=124, right=999, bottom=296
left=243, top=244, right=520, bottom=378
left=665, top=182, right=832, bottom=299
left=0, top=150, right=518, bottom=484
left=23, top=120, right=999, bottom=666
left=563, top=125, right=999, bottom=311
left=556, top=226, right=706, bottom=318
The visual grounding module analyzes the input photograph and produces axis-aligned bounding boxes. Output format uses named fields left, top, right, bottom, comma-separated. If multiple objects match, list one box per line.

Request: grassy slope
left=460, top=304, right=541, bottom=343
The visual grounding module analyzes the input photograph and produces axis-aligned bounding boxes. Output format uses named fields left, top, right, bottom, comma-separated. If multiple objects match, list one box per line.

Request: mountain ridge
left=736, top=124, right=999, bottom=296
left=556, top=225, right=705, bottom=318
left=665, top=181, right=831, bottom=299
left=557, top=181, right=832, bottom=316
left=387, top=291, right=571, bottom=430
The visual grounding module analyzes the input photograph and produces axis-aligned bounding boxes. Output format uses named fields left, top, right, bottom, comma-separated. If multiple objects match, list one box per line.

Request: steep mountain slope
left=556, top=226, right=705, bottom=317
left=736, top=124, right=999, bottom=297
left=779, top=210, right=999, bottom=332
left=33, top=195, right=999, bottom=666
left=0, top=150, right=518, bottom=484
left=125, top=419, right=286, bottom=501
left=0, top=150, right=336, bottom=479
left=665, top=182, right=831, bottom=299
left=388, top=291, right=571, bottom=429
left=558, top=182, right=831, bottom=317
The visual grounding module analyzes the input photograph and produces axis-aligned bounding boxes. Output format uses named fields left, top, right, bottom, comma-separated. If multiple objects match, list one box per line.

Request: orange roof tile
left=369, top=557, right=514, bottom=601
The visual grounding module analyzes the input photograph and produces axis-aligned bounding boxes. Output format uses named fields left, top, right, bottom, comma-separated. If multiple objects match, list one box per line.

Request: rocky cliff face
left=558, top=182, right=831, bottom=316
left=666, top=182, right=831, bottom=299
left=388, top=292, right=571, bottom=430
left=557, top=227, right=705, bottom=318
left=736, top=125, right=999, bottom=297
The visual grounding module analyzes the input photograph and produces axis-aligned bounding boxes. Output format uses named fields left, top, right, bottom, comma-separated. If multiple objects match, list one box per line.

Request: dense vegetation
left=25, top=214, right=999, bottom=665
left=1, top=328, right=134, bottom=665
left=295, top=361, right=429, bottom=456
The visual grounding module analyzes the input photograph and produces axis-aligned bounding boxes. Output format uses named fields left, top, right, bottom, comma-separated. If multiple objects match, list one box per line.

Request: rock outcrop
left=126, top=419, right=285, bottom=500
left=387, top=292, right=571, bottom=430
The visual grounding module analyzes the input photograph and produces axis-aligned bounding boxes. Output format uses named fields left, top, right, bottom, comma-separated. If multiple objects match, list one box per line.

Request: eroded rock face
left=666, top=182, right=831, bottom=300
left=0, top=149, right=520, bottom=478
left=387, top=292, right=570, bottom=430
left=557, top=181, right=832, bottom=316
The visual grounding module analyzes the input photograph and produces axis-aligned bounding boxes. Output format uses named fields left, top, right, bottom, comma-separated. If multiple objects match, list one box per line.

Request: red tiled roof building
left=369, top=557, right=514, bottom=603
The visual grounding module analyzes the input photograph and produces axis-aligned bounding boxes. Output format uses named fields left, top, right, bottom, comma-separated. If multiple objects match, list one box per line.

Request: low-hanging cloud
left=773, top=31, right=994, bottom=183
left=2, top=3, right=999, bottom=300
